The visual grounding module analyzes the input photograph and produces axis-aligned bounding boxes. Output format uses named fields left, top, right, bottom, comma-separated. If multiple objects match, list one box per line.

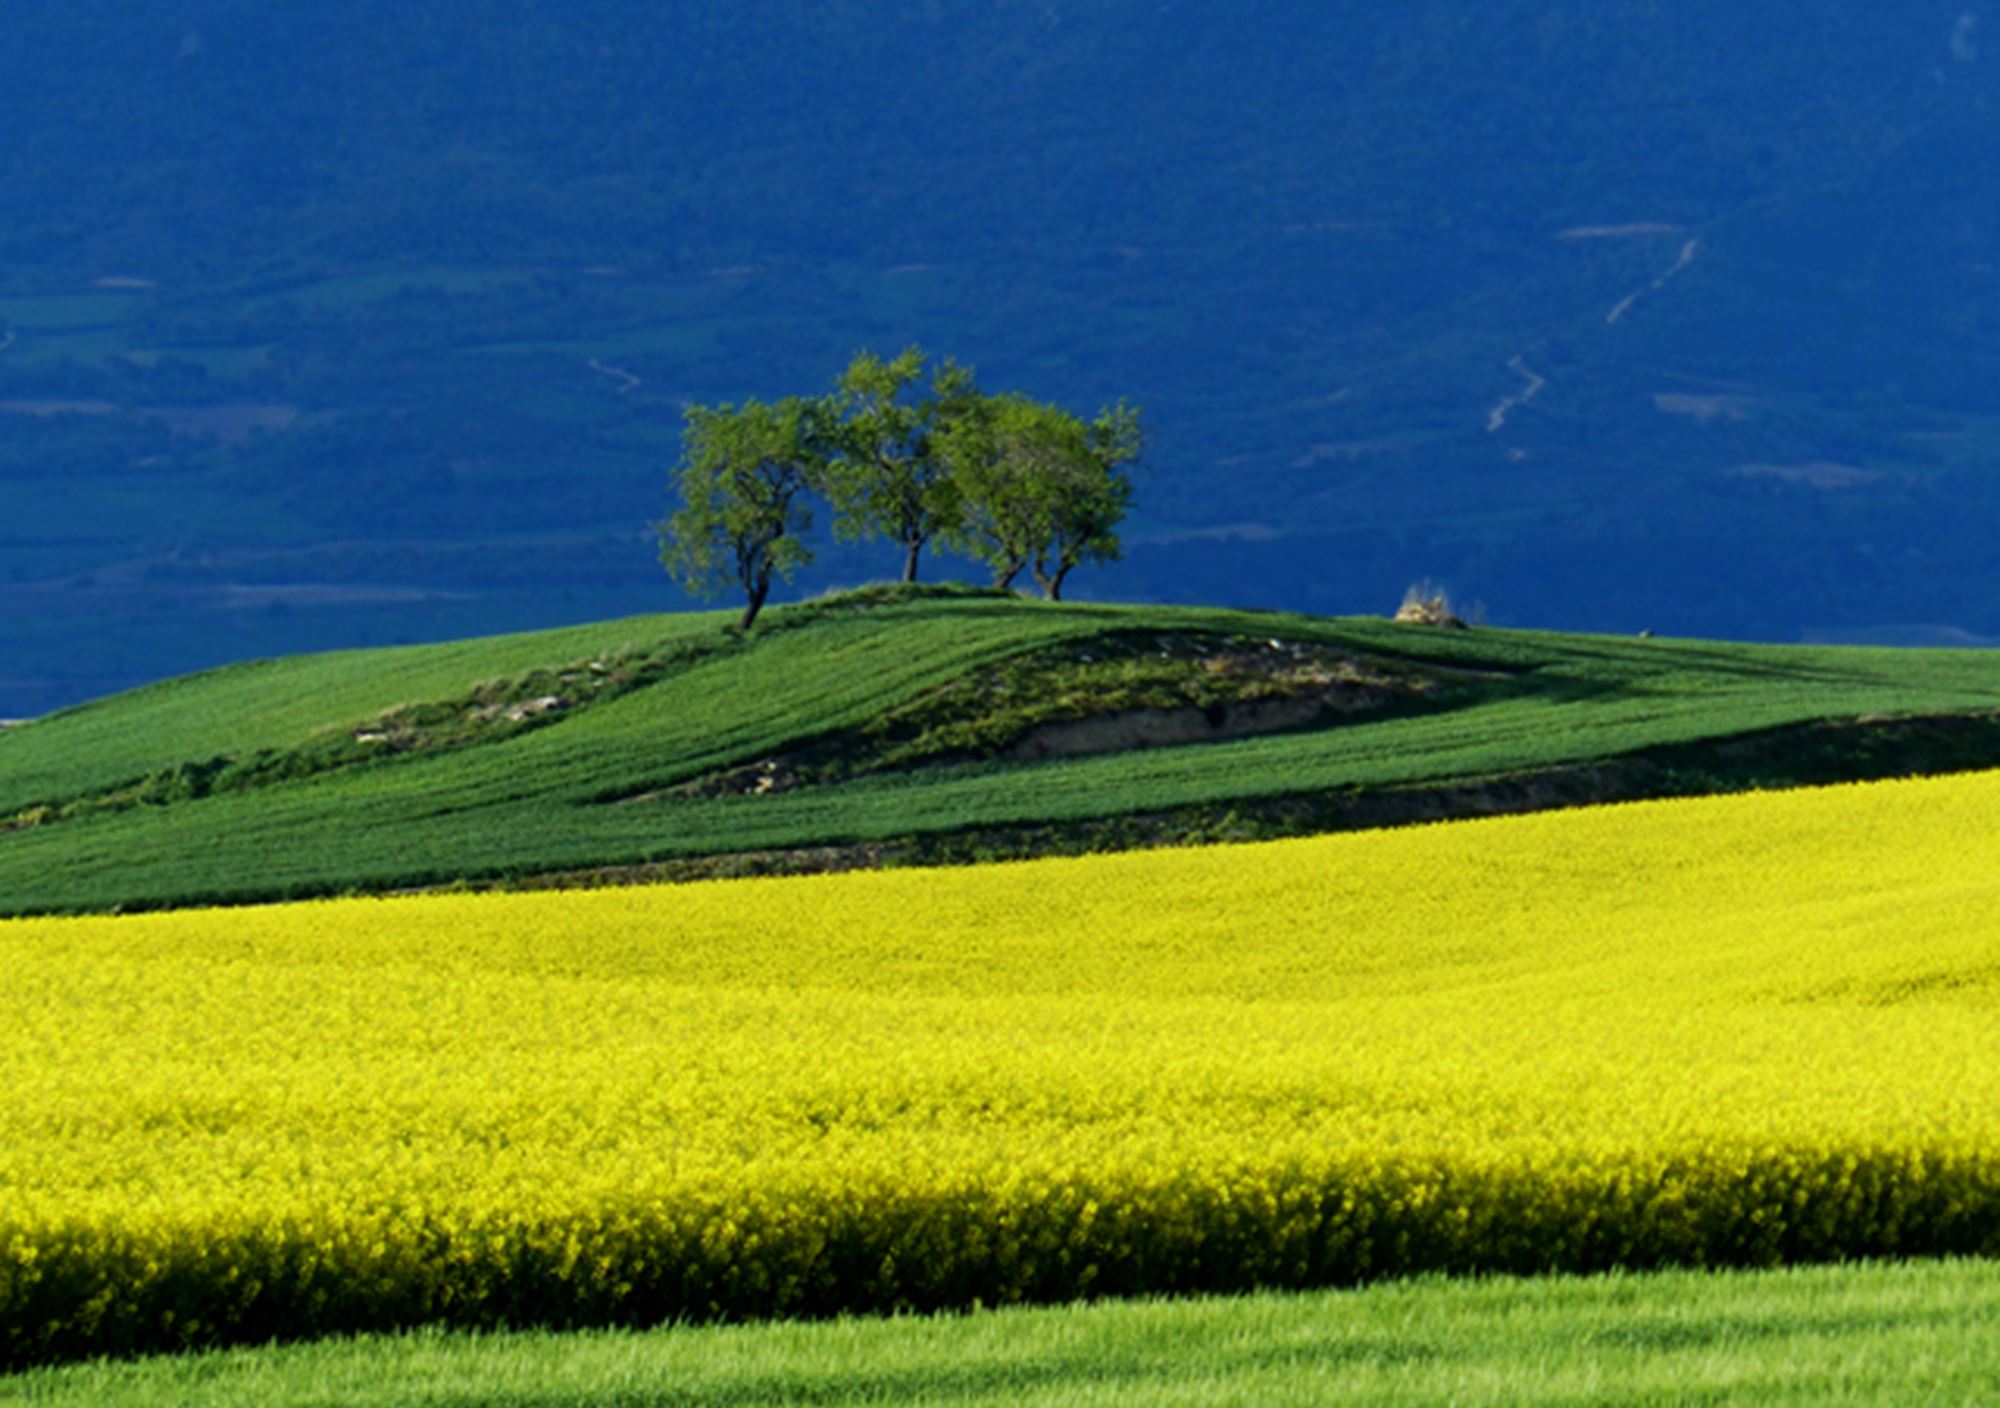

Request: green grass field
left=4, top=1259, right=1995, bottom=1407
left=6, top=587, right=2000, bottom=915
left=5, top=591, right=1999, bottom=1401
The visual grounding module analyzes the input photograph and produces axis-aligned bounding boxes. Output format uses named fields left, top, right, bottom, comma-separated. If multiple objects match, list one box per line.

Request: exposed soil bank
left=1006, top=689, right=1391, bottom=760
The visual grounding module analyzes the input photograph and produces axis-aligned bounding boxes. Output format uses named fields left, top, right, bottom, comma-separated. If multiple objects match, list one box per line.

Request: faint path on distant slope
left=1486, top=355, right=1547, bottom=433
left=1488, top=234, right=1702, bottom=435
left=587, top=358, right=642, bottom=394
left=1608, top=238, right=1701, bottom=326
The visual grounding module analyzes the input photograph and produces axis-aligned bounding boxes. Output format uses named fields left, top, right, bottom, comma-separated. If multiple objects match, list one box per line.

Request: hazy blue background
left=4, top=1, right=1998, bottom=715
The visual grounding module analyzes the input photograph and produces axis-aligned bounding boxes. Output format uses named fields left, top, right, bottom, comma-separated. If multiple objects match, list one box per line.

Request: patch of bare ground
left=1393, top=582, right=1468, bottom=629
left=1006, top=691, right=1367, bottom=761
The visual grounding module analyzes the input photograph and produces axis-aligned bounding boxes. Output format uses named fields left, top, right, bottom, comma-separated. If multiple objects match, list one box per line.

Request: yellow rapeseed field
left=4, top=771, right=2000, bottom=1364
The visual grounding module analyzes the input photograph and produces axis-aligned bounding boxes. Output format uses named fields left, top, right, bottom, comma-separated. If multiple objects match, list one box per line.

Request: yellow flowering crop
left=4, top=771, right=2000, bottom=1365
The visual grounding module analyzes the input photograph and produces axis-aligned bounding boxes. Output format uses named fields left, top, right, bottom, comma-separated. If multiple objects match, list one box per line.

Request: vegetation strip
left=3, top=771, right=1999, bottom=1366
left=7, top=1259, right=2000, bottom=1407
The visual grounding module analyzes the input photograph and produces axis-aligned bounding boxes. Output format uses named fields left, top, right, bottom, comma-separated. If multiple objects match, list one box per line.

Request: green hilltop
left=4, top=585, right=2000, bottom=917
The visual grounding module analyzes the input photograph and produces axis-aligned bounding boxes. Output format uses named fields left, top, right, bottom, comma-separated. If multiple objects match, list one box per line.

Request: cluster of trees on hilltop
left=660, top=348, right=1143, bottom=628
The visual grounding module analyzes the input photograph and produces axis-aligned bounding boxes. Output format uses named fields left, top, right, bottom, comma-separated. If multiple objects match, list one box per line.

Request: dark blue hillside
left=3, top=2, right=1997, bottom=715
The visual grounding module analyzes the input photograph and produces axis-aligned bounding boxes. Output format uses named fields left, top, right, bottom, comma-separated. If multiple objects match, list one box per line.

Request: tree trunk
left=739, top=573, right=771, bottom=630
left=995, top=559, right=1024, bottom=591
left=900, top=538, right=922, bottom=583
left=1031, top=558, right=1069, bottom=600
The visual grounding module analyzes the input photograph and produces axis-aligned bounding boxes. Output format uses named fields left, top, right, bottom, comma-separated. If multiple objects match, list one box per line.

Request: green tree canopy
left=823, top=346, right=980, bottom=583
left=658, top=395, right=834, bottom=629
left=940, top=395, right=1142, bottom=599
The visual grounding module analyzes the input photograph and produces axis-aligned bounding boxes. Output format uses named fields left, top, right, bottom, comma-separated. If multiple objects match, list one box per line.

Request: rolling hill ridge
left=6, top=587, right=2000, bottom=917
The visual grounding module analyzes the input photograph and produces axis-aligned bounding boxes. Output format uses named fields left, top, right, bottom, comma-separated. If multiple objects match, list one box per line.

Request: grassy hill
left=5, top=586, right=2000, bottom=917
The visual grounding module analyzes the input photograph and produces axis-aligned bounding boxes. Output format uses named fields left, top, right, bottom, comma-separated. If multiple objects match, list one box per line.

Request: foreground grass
left=6, top=1259, right=1997, bottom=1407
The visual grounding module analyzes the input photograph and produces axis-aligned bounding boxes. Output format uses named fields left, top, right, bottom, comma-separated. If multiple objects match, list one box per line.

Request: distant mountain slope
left=5, top=588, right=2000, bottom=916
left=3, top=2, right=1999, bottom=713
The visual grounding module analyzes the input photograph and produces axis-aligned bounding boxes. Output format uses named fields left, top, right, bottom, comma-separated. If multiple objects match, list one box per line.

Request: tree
left=939, top=394, right=1141, bottom=599
left=658, top=396, right=833, bottom=629
left=822, top=346, right=979, bottom=583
